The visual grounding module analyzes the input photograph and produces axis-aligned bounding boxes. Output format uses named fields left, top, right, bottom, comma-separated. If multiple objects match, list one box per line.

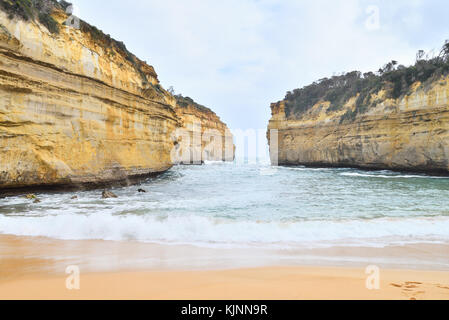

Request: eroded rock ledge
left=174, top=95, right=234, bottom=164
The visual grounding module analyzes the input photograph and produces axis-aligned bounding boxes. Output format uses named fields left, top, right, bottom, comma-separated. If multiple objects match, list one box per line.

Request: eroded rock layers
left=268, top=70, right=449, bottom=174
left=0, top=2, right=232, bottom=191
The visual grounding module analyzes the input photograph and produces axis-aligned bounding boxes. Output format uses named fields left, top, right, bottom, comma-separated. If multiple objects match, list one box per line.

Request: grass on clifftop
left=175, top=95, right=214, bottom=114
left=0, top=0, right=154, bottom=85
left=0, top=0, right=61, bottom=34
left=284, top=40, right=449, bottom=121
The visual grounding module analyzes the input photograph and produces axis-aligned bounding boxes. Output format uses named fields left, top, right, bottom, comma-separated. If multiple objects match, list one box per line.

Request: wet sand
left=0, top=235, right=448, bottom=300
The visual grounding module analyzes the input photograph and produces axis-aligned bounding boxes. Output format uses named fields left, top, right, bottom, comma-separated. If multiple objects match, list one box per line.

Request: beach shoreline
left=0, top=234, right=448, bottom=300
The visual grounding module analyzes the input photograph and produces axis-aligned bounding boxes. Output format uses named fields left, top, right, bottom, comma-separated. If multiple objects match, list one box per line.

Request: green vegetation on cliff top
left=284, top=40, right=449, bottom=121
left=175, top=95, right=214, bottom=114
left=0, top=0, right=61, bottom=34
left=0, top=0, right=156, bottom=85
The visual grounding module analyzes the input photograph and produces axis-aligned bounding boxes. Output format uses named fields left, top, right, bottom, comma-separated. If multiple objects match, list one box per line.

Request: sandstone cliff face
left=0, top=4, right=231, bottom=191
left=268, top=78, right=449, bottom=174
left=173, top=96, right=234, bottom=164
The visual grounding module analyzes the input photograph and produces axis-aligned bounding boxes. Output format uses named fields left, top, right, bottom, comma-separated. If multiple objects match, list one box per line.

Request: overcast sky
left=72, top=0, right=449, bottom=130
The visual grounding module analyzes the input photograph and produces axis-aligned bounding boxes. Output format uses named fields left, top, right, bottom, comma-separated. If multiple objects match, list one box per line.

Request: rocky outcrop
left=0, top=2, right=232, bottom=192
left=173, top=96, right=234, bottom=164
left=268, top=72, right=449, bottom=174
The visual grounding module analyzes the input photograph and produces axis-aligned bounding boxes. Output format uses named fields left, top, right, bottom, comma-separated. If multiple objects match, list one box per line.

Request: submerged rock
left=25, top=194, right=41, bottom=203
left=102, top=191, right=118, bottom=199
left=71, top=196, right=78, bottom=200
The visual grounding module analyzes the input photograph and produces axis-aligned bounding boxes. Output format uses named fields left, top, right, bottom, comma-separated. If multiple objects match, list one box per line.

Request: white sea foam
left=340, top=172, right=448, bottom=179
left=0, top=212, right=448, bottom=248
left=283, top=167, right=331, bottom=172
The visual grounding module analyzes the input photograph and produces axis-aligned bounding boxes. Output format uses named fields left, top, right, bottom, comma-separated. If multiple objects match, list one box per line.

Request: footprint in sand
left=437, top=285, right=449, bottom=290
left=391, top=281, right=449, bottom=299
left=390, top=282, right=426, bottom=300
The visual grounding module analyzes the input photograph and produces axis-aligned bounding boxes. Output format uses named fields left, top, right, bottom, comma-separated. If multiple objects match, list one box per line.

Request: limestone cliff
left=0, top=1, right=232, bottom=191
left=268, top=50, right=449, bottom=174
left=173, top=95, right=234, bottom=164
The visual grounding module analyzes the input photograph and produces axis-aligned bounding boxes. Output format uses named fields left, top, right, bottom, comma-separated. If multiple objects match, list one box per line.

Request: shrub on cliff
left=284, top=71, right=379, bottom=118
left=0, top=0, right=152, bottom=84
left=0, top=0, right=61, bottom=34
left=284, top=40, right=449, bottom=120
left=38, top=11, right=59, bottom=34
left=0, top=0, right=35, bottom=20
left=175, top=95, right=213, bottom=114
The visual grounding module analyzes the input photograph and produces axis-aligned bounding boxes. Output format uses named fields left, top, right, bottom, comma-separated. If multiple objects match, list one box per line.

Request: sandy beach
left=1, top=235, right=448, bottom=300
left=2, top=266, right=449, bottom=300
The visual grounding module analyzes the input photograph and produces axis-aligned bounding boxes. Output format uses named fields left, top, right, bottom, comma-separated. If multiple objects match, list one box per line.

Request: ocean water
left=0, top=162, right=449, bottom=249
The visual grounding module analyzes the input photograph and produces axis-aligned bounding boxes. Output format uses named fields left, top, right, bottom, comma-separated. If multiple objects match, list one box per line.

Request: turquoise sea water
left=0, top=162, right=448, bottom=249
